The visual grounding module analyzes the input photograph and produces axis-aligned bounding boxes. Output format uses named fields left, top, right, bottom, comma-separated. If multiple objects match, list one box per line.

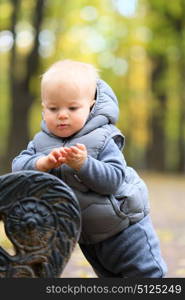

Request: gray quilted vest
left=33, top=79, right=149, bottom=244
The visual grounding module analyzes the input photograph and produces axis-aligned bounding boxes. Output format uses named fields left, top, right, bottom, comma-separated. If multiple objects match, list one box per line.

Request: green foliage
left=0, top=52, right=10, bottom=156
left=0, top=0, right=184, bottom=172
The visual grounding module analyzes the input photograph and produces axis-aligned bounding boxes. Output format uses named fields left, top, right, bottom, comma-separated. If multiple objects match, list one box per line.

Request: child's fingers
left=48, top=155, right=57, bottom=163
left=76, top=143, right=86, bottom=150
left=61, top=147, right=75, bottom=159
left=58, top=156, right=66, bottom=163
left=63, top=147, right=72, bottom=153
left=52, top=149, right=62, bottom=159
left=70, top=146, right=79, bottom=154
left=59, top=148, right=68, bottom=157
left=65, top=151, right=76, bottom=159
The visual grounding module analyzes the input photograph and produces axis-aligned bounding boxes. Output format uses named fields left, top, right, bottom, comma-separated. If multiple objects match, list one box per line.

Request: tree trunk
left=146, top=55, right=167, bottom=171
left=6, top=82, right=33, bottom=168
left=177, top=5, right=185, bottom=173
left=3, top=0, right=45, bottom=172
left=177, top=51, right=185, bottom=173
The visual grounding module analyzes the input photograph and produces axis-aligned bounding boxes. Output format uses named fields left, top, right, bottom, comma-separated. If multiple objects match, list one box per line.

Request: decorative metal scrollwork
left=0, top=171, right=81, bottom=278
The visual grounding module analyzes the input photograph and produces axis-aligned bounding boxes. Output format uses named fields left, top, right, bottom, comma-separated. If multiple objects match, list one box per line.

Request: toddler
left=12, top=59, right=167, bottom=277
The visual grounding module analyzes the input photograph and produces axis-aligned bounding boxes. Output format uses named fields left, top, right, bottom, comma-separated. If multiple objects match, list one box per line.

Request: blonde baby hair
left=41, top=59, right=99, bottom=100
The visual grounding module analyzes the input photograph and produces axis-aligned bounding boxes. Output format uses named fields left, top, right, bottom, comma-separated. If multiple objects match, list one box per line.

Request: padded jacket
left=12, top=79, right=150, bottom=244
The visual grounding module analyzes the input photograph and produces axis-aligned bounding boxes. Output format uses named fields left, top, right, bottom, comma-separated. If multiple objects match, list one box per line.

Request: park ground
left=62, top=172, right=185, bottom=278
left=0, top=172, right=184, bottom=278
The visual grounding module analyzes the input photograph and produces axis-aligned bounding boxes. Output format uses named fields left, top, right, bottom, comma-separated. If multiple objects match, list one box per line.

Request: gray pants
left=79, top=216, right=167, bottom=277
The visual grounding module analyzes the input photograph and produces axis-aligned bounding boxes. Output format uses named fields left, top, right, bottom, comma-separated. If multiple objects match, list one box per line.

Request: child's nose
left=58, top=109, right=68, bottom=119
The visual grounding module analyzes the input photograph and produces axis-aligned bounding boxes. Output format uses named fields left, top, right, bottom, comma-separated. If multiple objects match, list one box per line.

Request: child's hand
left=36, top=148, right=66, bottom=172
left=61, top=143, right=87, bottom=171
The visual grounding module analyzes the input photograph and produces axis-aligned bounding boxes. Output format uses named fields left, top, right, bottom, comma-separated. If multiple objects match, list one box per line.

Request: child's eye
left=69, top=107, right=78, bottom=111
left=49, top=107, right=57, bottom=111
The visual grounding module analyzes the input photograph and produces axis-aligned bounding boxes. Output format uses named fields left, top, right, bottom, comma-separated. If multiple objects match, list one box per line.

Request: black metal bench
left=0, top=171, right=81, bottom=278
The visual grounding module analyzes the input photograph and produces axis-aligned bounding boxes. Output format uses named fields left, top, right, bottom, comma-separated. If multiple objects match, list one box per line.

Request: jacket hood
left=41, top=79, right=119, bottom=138
left=89, top=79, right=119, bottom=124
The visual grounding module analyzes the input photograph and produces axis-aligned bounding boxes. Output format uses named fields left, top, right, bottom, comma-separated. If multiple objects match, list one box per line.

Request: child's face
left=42, top=81, right=95, bottom=138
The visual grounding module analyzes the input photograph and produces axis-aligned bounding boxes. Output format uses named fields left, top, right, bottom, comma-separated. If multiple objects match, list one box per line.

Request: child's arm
left=12, top=141, right=66, bottom=172
left=64, top=139, right=126, bottom=195
left=12, top=141, right=45, bottom=171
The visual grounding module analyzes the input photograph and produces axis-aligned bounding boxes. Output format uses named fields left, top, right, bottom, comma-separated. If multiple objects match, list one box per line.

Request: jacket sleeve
left=12, top=141, right=45, bottom=171
left=76, top=138, right=127, bottom=195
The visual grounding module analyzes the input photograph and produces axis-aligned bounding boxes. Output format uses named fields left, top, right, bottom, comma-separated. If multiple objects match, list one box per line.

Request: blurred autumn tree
left=0, top=0, right=184, bottom=174
left=145, top=0, right=185, bottom=172
left=7, top=0, right=45, bottom=168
